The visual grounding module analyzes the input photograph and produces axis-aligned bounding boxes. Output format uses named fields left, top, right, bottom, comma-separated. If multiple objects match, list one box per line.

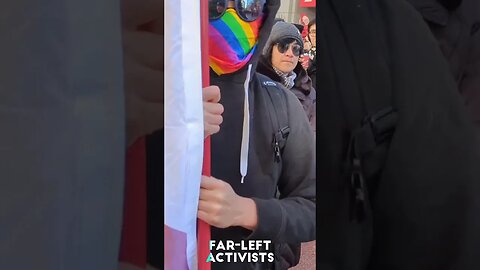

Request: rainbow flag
left=165, top=0, right=204, bottom=269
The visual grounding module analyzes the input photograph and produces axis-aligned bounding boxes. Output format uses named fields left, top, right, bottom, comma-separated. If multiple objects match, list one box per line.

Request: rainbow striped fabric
left=209, top=9, right=262, bottom=75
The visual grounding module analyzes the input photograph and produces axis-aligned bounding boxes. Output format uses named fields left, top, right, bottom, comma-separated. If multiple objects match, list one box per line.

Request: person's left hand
left=198, top=176, right=257, bottom=229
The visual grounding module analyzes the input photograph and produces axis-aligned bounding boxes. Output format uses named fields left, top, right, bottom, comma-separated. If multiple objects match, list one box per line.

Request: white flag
left=164, top=1, right=204, bottom=269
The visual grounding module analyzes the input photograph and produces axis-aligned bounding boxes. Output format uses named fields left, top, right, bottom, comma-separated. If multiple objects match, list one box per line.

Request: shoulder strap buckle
left=362, top=106, right=398, bottom=145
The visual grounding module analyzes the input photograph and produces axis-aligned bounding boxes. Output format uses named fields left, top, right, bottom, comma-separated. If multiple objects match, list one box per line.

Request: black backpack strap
left=257, top=75, right=300, bottom=268
left=257, top=75, right=291, bottom=163
left=329, top=0, right=399, bottom=222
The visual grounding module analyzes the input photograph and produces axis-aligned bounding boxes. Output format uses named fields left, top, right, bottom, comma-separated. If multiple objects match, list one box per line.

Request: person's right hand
left=203, top=86, right=224, bottom=138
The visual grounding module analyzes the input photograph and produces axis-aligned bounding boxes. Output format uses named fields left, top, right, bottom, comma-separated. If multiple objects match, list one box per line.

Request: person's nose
left=284, top=46, right=294, bottom=57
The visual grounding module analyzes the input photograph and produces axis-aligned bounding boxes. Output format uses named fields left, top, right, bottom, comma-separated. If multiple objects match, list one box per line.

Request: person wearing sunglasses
left=209, top=0, right=264, bottom=21
left=257, top=21, right=316, bottom=132
left=306, top=18, right=317, bottom=87
left=198, top=1, right=316, bottom=269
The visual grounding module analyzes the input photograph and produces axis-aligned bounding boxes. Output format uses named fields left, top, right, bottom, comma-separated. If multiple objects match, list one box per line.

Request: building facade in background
left=277, top=0, right=315, bottom=24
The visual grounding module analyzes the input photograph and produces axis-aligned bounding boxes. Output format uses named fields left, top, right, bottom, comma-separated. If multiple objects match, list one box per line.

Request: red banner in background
left=299, top=0, right=316, bottom=8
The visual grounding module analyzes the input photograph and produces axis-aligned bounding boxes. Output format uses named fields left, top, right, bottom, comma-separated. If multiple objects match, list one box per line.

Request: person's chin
left=281, top=64, right=294, bottom=72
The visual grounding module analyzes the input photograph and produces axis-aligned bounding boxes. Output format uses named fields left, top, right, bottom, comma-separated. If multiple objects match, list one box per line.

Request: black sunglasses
left=209, top=0, right=266, bottom=22
left=276, top=40, right=303, bottom=57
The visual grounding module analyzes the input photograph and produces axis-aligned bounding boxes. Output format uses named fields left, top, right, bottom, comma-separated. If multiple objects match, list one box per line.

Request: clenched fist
left=203, top=86, right=224, bottom=138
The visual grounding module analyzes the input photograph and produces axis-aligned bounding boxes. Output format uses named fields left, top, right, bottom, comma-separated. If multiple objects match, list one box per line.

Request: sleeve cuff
left=246, top=198, right=285, bottom=241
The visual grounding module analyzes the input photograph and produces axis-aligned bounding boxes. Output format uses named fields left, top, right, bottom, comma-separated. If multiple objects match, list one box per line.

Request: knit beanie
left=262, top=21, right=304, bottom=56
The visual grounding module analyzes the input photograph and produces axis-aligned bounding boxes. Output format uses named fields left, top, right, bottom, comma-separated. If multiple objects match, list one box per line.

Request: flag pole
left=198, top=0, right=211, bottom=269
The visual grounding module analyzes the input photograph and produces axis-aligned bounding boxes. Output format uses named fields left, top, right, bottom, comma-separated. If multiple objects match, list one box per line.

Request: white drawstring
left=240, top=64, right=252, bottom=184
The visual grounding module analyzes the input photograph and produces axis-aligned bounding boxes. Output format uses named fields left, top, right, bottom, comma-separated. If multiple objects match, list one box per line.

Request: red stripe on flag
left=199, top=0, right=212, bottom=269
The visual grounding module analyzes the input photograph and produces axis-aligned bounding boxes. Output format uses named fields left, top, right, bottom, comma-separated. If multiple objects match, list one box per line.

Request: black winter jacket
left=210, top=0, right=316, bottom=269
left=317, top=0, right=480, bottom=269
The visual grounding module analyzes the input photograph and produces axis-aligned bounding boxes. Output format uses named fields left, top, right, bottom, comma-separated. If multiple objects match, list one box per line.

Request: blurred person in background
left=300, top=18, right=317, bottom=86
left=305, top=18, right=316, bottom=87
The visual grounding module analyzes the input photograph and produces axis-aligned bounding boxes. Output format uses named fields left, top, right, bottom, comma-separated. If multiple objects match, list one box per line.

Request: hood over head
left=209, top=0, right=281, bottom=80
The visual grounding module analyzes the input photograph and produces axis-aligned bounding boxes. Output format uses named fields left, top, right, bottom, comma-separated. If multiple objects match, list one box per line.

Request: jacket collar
left=257, top=55, right=313, bottom=95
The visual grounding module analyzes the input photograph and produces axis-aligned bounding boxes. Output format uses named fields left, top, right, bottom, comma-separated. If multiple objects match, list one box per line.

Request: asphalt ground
left=290, top=241, right=316, bottom=270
